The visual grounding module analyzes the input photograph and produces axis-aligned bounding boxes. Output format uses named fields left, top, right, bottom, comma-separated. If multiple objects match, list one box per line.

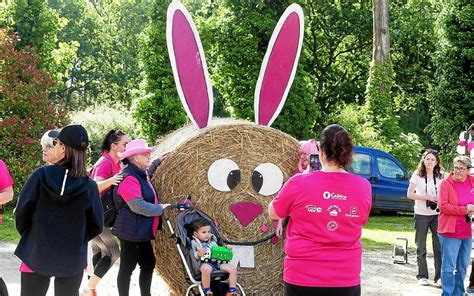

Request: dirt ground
left=0, top=240, right=466, bottom=296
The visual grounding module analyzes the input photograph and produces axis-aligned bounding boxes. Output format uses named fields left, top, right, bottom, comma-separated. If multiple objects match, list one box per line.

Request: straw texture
left=152, top=123, right=299, bottom=295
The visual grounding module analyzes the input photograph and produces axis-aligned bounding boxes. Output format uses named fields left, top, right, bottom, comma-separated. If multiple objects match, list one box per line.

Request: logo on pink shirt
left=345, top=206, right=360, bottom=218
left=327, top=205, right=341, bottom=217
left=323, top=191, right=347, bottom=201
left=305, top=205, right=322, bottom=213
left=327, top=221, right=338, bottom=231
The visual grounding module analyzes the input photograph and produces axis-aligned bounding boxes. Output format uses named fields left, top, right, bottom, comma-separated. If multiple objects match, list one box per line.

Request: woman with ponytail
left=268, top=124, right=372, bottom=296
left=83, top=130, right=129, bottom=296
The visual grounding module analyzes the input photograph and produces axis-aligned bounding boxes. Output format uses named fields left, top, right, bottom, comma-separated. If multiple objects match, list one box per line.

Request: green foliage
left=12, top=0, right=78, bottom=88
left=428, top=0, right=474, bottom=160
left=133, top=0, right=188, bottom=142
left=0, top=30, right=68, bottom=199
left=71, top=105, right=143, bottom=165
left=390, top=1, right=441, bottom=147
left=48, top=0, right=149, bottom=108
left=331, top=103, right=422, bottom=171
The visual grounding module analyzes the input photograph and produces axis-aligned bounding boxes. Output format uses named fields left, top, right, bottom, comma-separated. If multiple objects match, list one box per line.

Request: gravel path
left=0, top=241, right=469, bottom=295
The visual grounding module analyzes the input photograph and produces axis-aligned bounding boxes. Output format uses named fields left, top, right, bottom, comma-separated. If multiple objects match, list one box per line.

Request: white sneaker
left=434, top=280, right=441, bottom=288
left=418, top=278, right=429, bottom=286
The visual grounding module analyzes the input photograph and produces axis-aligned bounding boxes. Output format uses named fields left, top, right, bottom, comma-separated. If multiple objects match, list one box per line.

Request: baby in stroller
left=191, top=218, right=238, bottom=296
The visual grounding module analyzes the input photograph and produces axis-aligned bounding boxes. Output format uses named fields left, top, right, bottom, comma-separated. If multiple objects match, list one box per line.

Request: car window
left=350, top=153, right=372, bottom=175
left=377, top=156, right=404, bottom=179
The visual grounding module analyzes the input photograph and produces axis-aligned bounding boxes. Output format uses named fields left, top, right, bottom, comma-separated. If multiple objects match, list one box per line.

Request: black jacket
left=14, top=165, right=103, bottom=276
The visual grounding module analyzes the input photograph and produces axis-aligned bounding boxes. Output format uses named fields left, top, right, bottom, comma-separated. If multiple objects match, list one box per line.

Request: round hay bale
left=152, top=123, right=299, bottom=295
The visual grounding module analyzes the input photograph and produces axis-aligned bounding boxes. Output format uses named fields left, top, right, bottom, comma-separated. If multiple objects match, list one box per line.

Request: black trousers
left=414, top=214, right=441, bottom=282
left=285, top=282, right=361, bottom=296
left=20, top=271, right=83, bottom=296
left=117, top=239, right=156, bottom=296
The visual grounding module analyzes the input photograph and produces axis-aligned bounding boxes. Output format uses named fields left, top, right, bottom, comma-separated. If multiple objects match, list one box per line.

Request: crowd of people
left=0, top=123, right=473, bottom=296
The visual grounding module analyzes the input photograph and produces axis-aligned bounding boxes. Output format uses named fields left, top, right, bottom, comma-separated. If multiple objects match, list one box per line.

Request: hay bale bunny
left=152, top=2, right=304, bottom=295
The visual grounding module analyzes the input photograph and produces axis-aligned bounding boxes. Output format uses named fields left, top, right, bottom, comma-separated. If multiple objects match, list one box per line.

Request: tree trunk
left=372, top=0, right=390, bottom=63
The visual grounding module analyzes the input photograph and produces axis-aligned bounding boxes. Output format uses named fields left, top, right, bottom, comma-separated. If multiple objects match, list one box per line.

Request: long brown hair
left=56, top=144, right=88, bottom=177
left=416, top=149, right=443, bottom=179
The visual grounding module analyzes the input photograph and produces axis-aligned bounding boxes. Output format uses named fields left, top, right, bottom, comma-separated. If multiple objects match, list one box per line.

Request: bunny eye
left=252, top=163, right=284, bottom=196
left=207, top=159, right=241, bottom=192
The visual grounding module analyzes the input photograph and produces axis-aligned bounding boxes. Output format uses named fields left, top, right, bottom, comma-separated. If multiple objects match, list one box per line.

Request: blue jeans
left=439, top=234, right=472, bottom=296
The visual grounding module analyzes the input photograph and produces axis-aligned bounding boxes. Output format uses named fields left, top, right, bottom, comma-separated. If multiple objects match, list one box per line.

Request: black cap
left=58, top=125, right=89, bottom=151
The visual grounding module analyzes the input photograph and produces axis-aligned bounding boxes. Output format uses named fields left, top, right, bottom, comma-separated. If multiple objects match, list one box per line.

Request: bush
left=71, top=105, right=143, bottom=165
left=0, top=30, right=68, bottom=203
left=331, top=103, right=423, bottom=171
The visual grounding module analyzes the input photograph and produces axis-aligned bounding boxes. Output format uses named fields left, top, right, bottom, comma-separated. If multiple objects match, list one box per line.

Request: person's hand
left=275, top=220, right=284, bottom=237
left=466, top=204, right=474, bottom=214
left=110, top=172, right=123, bottom=185
left=196, top=249, right=206, bottom=257
left=161, top=203, right=171, bottom=209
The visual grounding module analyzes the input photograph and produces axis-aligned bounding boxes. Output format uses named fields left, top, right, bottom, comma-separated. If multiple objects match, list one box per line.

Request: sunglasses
left=52, top=139, right=62, bottom=146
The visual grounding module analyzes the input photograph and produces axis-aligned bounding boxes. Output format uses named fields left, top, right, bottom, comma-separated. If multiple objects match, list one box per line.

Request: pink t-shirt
left=444, top=178, right=474, bottom=239
left=91, top=152, right=121, bottom=196
left=0, top=160, right=13, bottom=191
left=117, top=175, right=160, bottom=237
left=0, top=160, right=14, bottom=225
left=272, top=171, right=372, bottom=287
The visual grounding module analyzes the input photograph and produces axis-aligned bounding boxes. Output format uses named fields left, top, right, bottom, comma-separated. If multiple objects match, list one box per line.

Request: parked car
left=348, top=146, right=413, bottom=212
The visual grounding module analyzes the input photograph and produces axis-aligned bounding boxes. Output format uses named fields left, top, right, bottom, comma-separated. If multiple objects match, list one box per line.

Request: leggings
left=117, top=239, right=156, bottom=296
left=284, top=282, right=361, bottom=296
left=90, top=227, right=120, bottom=278
left=20, top=271, right=83, bottom=296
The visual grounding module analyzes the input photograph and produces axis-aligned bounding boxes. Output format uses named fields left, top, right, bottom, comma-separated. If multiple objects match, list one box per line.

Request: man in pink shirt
left=268, top=124, right=372, bottom=296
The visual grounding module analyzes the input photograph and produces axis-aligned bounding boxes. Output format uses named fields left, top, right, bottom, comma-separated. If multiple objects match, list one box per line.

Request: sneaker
left=418, top=278, right=429, bottom=286
left=434, top=279, right=442, bottom=288
left=466, top=286, right=474, bottom=294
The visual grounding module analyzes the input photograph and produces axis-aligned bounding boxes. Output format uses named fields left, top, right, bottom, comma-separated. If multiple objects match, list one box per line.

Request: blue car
left=348, top=146, right=414, bottom=212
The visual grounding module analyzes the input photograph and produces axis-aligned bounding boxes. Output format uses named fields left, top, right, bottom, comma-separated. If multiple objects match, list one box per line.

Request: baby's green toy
left=210, top=246, right=233, bottom=264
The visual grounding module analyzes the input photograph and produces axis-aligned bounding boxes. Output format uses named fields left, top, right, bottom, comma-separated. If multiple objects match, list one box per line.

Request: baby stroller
left=165, top=197, right=246, bottom=296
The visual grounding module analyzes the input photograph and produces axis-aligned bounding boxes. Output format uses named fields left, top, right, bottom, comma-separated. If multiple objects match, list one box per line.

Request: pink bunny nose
left=230, top=202, right=263, bottom=227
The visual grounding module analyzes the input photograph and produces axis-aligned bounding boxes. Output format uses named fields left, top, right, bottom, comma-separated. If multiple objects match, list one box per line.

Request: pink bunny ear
left=167, top=2, right=213, bottom=129
left=254, top=4, right=304, bottom=126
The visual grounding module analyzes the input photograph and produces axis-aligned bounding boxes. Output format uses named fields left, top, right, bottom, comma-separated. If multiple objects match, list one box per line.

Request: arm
left=0, top=186, right=13, bottom=205
left=268, top=201, right=283, bottom=220
left=117, top=176, right=169, bottom=217
left=86, top=181, right=104, bottom=240
left=147, top=157, right=162, bottom=177
left=14, top=170, right=41, bottom=235
left=438, top=180, right=469, bottom=216
left=94, top=174, right=123, bottom=194
left=126, top=197, right=169, bottom=217
left=407, top=182, right=434, bottom=201
left=191, top=240, right=206, bottom=258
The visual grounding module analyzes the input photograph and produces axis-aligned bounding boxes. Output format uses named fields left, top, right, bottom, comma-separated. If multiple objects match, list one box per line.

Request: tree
left=133, top=0, right=188, bottom=142
left=49, top=0, right=149, bottom=108
left=428, top=0, right=474, bottom=159
left=0, top=30, right=68, bottom=198
left=390, top=1, right=440, bottom=147
left=12, top=0, right=78, bottom=88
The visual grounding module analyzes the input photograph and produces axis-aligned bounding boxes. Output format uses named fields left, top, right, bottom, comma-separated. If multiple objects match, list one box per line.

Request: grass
left=362, top=212, right=433, bottom=253
left=0, top=208, right=20, bottom=243
left=0, top=209, right=427, bottom=252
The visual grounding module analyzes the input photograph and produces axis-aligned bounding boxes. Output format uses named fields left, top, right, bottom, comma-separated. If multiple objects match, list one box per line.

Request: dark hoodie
left=14, top=165, right=103, bottom=276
